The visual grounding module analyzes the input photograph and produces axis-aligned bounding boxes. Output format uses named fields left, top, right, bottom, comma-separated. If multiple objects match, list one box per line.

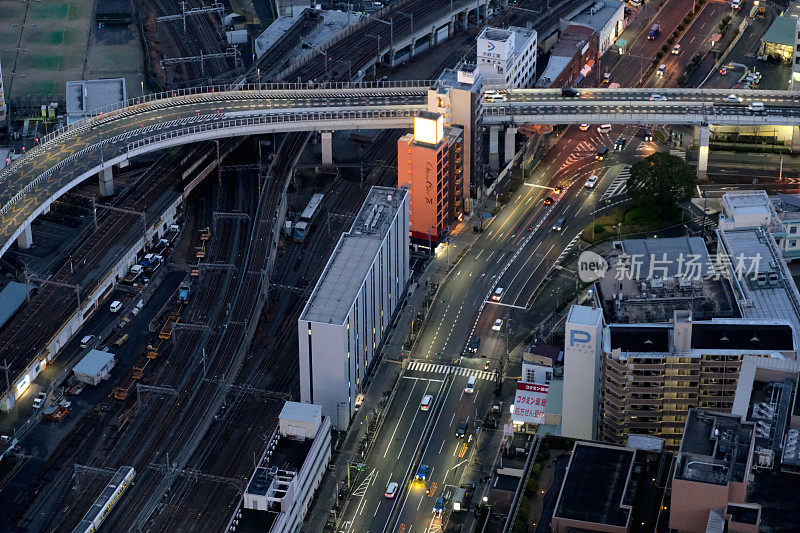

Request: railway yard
left=0, top=0, right=488, bottom=530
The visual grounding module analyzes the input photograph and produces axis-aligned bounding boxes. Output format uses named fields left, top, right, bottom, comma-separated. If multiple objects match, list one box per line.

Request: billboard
left=512, top=382, right=549, bottom=424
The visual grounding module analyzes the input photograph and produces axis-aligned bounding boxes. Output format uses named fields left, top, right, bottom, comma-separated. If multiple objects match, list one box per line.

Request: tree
left=627, top=152, right=695, bottom=213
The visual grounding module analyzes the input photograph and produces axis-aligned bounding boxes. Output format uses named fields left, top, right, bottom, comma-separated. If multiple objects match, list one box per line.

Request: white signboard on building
left=512, top=382, right=549, bottom=424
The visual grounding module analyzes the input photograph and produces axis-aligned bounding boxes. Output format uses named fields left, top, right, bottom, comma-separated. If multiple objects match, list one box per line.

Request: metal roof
left=762, top=16, right=797, bottom=47
left=0, top=282, right=26, bottom=330
left=73, top=349, right=115, bottom=376
left=300, top=187, right=407, bottom=325
left=279, top=401, right=321, bottom=424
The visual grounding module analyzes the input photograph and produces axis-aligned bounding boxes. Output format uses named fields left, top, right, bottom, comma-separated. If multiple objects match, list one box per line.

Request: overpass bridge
left=2, top=83, right=800, bottom=258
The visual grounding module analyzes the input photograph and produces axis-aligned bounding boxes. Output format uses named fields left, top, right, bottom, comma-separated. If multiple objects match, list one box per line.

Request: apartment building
left=477, top=26, right=538, bottom=89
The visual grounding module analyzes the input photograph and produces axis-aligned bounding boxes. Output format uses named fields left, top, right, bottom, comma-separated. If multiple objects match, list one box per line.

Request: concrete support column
left=321, top=131, right=333, bottom=165
left=99, top=166, right=114, bottom=196
left=697, top=124, right=710, bottom=182
left=792, top=126, right=800, bottom=154
left=461, top=12, right=468, bottom=30
left=448, top=20, right=454, bottom=37
left=430, top=25, right=436, bottom=46
left=409, top=42, right=416, bottom=59
left=17, top=223, right=32, bottom=249
left=505, top=126, right=517, bottom=164
left=489, top=126, right=500, bottom=172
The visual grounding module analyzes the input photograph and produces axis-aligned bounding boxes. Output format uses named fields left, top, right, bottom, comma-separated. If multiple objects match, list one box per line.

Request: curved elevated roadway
left=2, top=85, right=799, bottom=257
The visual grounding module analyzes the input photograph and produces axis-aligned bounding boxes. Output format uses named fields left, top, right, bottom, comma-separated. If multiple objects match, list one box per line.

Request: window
left=790, top=226, right=797, bottom=234
left=791, top=240, right=797, bottom=248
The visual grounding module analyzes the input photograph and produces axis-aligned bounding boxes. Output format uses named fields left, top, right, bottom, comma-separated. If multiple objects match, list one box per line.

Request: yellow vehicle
left=114, top=333, right=130, bottom=347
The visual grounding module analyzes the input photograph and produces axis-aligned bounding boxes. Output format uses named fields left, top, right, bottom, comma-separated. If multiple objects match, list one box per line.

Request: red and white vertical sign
left=512, top=382, right=549, bottom=424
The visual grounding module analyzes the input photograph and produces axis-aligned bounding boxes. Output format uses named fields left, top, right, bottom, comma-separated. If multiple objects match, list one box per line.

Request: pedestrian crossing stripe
left=407, top=361, right=495, bottom=381
left=600, top=165, right=631, bottom=201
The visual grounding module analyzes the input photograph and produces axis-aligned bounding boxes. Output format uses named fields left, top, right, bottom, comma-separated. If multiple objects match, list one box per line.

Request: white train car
left=71, top=466, right=135, bottom=533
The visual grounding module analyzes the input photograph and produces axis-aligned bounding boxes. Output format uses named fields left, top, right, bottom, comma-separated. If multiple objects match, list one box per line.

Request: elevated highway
left=2, top=85, right=800, bottom=258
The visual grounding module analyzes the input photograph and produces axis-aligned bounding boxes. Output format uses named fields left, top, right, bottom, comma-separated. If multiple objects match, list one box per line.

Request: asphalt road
left=336, top=123, right=657, bottom=533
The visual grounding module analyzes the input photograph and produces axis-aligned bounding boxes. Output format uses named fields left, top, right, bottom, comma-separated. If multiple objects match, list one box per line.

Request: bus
left=294, top=193, right=325, bottom=242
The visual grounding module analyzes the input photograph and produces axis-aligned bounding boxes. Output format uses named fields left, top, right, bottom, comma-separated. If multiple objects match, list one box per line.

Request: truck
left=144, top=254, right=163, bottom=275
left=647, top=23, right=660, bottom=40
left=42, top=400, right=70, bottom=422
left=452, top=488, right=468, bottom=511
left=122, top=264, right=144, bottom=286
left=177, top=281, right=191, bottom=304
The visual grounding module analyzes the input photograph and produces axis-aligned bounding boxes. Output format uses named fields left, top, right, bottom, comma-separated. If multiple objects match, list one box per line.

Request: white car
left=585, top=175, right=599, bottom=188
left=420, top=394, right=433, bottom=411
left=80, top=335, right=95, bottom=348
left=671, top=44, right=681, bottom=55
left=492, top=319, right=503, bottom=331
left=385, top=482, right=399, bottom=498
left=32, top=392, right=47, bottom=409
left=725, top=94, right=742, bottom=103
left=110, top=300, right=123, bottom=313
left=748, top=101, right=765, bottom=112
left=649, top=94, right=667, bottom=101
left=579, top=123, right=590, bottom=131
left=657, top=64, right=666, bottom=75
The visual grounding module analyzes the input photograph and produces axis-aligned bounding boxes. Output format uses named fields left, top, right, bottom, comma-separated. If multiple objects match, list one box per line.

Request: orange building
left=397, top=111, right=463, bottom=246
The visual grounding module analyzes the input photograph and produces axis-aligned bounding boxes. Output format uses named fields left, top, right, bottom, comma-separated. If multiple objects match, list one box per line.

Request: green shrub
left=593, top=223, right=605, bottom=234
left=661, top=44, right=669, bottom=53
left=677, top=23, right=685, bottom=32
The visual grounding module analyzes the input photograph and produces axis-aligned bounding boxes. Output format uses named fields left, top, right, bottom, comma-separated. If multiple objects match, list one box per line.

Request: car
left=456, top=420, right=469, bottom=438
left=671, top=44, right=681, bottom=54
left=492, top=287, right=504, bottom=301
left=644, top=130, right=653, bottom=142
left=484, top=360, right=491, bottom=370
left=597, top=124, right=612, bottom=134
left=385, top=482, right=399, bottom=498
left=492, top=318, right=503, bottom=331
left=420, top=394, right=433, bottom=411
left=553, top=186, right=563, bottom=195
left=110, top=300, right=123, bottom=313
left=468, top=336, right=481, bottom=353
left=649, top=94, right=667, bottom=101
left=748, top=102, right=765, bottom=112
left=552, top=217, right=566, bottom=232
left=32, top=392, right=47, bottom=409
left=433, top=495, right=445, bottom=514
left=561, top=88, right=579, bottom=98
left=719, top=67, right=728, bottom=75
left=465, top=375, right=476, bottom=394
left=595, top=146, right=609, bottom=160
left=80, top=335, right=95, bottom=348
left=579, top=123, right=590, bottom=131
left=585, top=174, right=599, bottom=188
left=614, top=138, right=626, bottom=151
left=657, top=64, right=666, bottom=76
left=725, top=94, right=742, bottom=103
left=415, top=464, right=429, bottom=481
left=543, top=196, right=554, bottom=206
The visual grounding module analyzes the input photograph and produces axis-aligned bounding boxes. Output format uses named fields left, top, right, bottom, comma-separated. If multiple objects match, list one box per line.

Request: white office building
left=0, top=57, right=6, bottom=123
left=562, top=305, right=604, bottom=440
left=477, top=26, right=538, bottom=89
left=570, top=0, right=625, bottom=57
left=240, top=402, right=331, bottom=532
left=298, top=186, right=410, bottom=428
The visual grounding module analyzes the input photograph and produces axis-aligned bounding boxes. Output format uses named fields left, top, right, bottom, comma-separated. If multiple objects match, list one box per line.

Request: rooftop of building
left=554, top=442, right=634, bottom=527
left=597, top=236, right=739, bottom=324
left=65, top=78, right=126, bottom=119
left=772, top=193, right=800, bottom=221
left=300, top=186, right=406, bottom=325
left=552, top=23, right=596, bottom=55
left=279, top=401, right=321, bottom=425
left=524, top=338, right=562, bottom=363
left=254, top=8, right=362, bottom=58
left=535, top=55, right=572, bottom=88
left=566, top=304, right=603, bottom=327
left=435, top=66, right=482, bottom=93
left=0, top=281, right=27, bottom=330
left=609, top=324, right=671, bottom=353
left=762, top=15, right=797, bottom=47
left=675, top=410, right=752, bottom=486
left=570, top=0, right=624, bottom=32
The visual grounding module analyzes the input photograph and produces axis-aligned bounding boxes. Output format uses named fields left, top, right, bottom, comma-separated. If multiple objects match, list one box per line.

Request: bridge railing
left=125, top=108, right=418, bottom=153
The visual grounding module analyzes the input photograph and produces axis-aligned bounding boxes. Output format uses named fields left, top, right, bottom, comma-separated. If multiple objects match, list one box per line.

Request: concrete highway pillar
left=792, top=126, right=800, bottom=154
left=430, top=26, right=436, bottom=47
left=99, top=166, right=114, bottom=196
left=321, top=131, right=333, bottom=165
left=505, top=126, right=517, bottom=164
left=489, top=126, right=500, bottom=172
left=448, top=20, right=454, bottom=37
left=409, top=42, right=416, bottom=59
left=17, top=223, right=32, bottom=250
left=697, top=124, right=710, bottom=182
left=461, top=12, right=468, bottom=30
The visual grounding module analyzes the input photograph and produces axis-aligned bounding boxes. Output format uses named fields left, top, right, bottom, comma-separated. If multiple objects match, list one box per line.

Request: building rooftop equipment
left=675, top=410, right=753, bottom=486
left=300, top=187, right=407, bottom=325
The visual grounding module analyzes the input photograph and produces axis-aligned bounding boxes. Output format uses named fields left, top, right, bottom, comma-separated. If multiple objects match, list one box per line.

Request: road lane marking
left=383, top=379, right=418, bottom=458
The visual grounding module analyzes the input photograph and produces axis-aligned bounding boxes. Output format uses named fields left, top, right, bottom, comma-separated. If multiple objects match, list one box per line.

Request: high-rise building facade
left=397, top=111, right=463, bottom=245
left=477, top=26, right=538, bottom=89
left=298, top=187, right=410, bottom=429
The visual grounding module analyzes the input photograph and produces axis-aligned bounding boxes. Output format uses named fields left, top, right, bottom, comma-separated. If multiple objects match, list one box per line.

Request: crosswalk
left=670, top=149, right=686, bottom=160
left=406, top=361, right=495, bottom=381
left=600, top=165, right=631, bottom=201
left=555, top=234, right=580, bottom=267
